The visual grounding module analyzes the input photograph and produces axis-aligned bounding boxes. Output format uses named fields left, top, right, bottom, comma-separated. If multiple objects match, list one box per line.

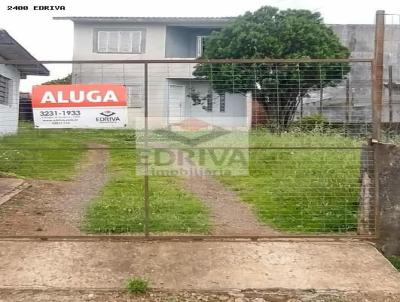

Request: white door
left=168, top=84, right=185, bottom=124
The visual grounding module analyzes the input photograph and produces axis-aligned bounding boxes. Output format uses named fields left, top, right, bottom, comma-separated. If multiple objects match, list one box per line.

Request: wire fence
left=381, top=13, right=400, bottom=141
left=0, top=59, right=377, bottom=239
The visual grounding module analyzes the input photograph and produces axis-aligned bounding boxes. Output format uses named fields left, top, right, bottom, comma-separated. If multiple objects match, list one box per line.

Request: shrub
left=292, top=114, right=328, bottom=131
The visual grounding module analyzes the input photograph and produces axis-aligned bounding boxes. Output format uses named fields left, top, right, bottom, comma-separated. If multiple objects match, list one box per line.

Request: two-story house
left=54, top=17, right=252, bottom=129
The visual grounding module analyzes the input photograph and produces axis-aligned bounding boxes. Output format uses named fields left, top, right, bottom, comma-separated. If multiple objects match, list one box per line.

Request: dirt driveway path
left=157, top=144, right=279, bottom=236
left=0, top=143, right=108, bottom=236
left=181, top=176, right=278, bottom=236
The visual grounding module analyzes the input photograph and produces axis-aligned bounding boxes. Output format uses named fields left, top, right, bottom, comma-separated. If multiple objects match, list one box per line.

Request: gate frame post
left=372, top=10, right=385, bottom=142
left=372, top=10, right=385, bottom=239
left=143, top=62, right=150, bottom=237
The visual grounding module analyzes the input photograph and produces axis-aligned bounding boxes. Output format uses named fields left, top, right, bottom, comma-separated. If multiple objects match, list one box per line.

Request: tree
left=193, top=6, right=350, bottom=127
left=42, top=74, right=72, bottom=85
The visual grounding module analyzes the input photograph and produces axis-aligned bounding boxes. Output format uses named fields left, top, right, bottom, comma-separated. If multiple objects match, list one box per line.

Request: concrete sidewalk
left=0, top=240, right=399, bottom=293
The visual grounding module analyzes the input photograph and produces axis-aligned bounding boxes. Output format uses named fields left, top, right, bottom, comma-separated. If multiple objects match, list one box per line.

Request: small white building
left=0, top=29, right=48, bottom=135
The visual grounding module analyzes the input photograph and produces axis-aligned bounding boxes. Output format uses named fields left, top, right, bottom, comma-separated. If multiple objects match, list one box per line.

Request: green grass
left=125, top=277, right=150, bottom=294
left=140, top=127, right=363, bottom=233
left=0, top=123, right=210, bottom=234
left=220, top=129, right=362, bottom=233
left=0, top=122, right=136, bottom=180
left=388, top=256, right=400, bottom=271
left=1, top=123, right=365, bottom=234
left=83, top=147, right=210, bottom=233
left=0, top=123, right=84, bottom=180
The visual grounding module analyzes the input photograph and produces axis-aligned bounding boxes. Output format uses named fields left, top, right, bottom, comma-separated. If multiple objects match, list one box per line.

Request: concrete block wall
left=301, top=24, right=400, bottom=123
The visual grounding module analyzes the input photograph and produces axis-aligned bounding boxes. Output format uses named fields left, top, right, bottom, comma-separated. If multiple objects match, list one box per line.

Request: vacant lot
left=0, top=124, right=363, bottom=234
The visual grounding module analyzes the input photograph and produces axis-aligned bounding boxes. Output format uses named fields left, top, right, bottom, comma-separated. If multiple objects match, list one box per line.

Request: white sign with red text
left=31, top=84, right=128, bottom=129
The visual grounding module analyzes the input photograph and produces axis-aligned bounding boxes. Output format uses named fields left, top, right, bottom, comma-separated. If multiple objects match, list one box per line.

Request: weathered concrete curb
left=1, top=288, right=400, bottom=302
left=0, top=241, right=398, bottom=292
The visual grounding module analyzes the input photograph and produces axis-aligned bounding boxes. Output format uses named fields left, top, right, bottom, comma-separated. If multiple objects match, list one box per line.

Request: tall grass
left=220, top=129, right=363, bottom=233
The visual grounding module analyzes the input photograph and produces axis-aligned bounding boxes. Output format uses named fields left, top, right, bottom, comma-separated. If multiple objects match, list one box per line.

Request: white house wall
left=72, top=22, right=167, bottom=60
left=0, top=59, right=20, bottom=135
left=168, top=79, right=248, bottom=128
left=71, top=23, right=205, bottom=129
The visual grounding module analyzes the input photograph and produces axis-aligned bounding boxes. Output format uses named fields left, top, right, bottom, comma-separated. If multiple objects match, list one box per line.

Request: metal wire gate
left=0, top=58, right=380, bottom=241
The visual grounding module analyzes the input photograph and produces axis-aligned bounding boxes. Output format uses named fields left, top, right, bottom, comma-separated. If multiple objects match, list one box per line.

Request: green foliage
left=291, top=114, right=328, bottom=131
left=125, top=277, right=150, bottom=294
left=388, top=256, right=400, bottom=271
left=298, top=114, right=327, bottom=125
left=42, top=74, right=72, bottom=85
left=194, top=6, right=350, bottom=126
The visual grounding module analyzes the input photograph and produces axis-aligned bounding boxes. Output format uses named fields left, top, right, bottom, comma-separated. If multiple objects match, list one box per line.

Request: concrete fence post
left=375, top=143, right=400, bottom=256
left=358, top=145, right=375, bottom=235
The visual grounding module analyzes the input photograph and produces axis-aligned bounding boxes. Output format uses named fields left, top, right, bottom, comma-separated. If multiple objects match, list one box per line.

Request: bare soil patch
left=181, top=176, right=279, bottom=236
left=156, top=144, right=278, bottom=236
left=0, top=143, right=108, bottom=236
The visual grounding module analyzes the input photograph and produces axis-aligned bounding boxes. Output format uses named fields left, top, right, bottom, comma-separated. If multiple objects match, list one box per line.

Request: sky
left=1, top=0, right=399, bottom=91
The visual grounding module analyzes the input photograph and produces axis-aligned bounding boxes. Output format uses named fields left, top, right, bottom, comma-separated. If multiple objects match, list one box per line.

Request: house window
left=204, top=91, right=213, bottom=112
left=196, top=36, right=208, bottom=58
left=127, top=85, right=144, bottom=108
left=0, top=74, right=10, bottom=106
left=96, top=30, right=144, bottom=53
left=219, top=93, right=226, bottom=112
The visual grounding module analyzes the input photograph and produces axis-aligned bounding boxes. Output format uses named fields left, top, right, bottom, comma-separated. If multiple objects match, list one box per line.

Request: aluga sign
left=40, top=90, right=119, bottom=104
left=31, top=84, right=128, bottom=128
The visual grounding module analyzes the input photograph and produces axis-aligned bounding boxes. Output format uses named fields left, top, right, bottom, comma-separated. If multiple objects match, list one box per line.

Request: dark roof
left=53, top=16, right=234, bottom=26
left=0, top=29, right=49, bottom=78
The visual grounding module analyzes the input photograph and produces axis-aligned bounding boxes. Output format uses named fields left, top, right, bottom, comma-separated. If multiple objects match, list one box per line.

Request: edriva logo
left=96, top=111, right=120, bottom=123
left=100, top=110, right=116, bottom=117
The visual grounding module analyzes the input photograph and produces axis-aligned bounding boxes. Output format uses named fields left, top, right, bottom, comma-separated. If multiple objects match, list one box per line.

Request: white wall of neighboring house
left=0, top=56, right=20, bottom=135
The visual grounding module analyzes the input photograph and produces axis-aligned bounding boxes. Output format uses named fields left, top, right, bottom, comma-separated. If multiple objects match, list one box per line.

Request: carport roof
left=0, top=29, right=49, bottom=78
